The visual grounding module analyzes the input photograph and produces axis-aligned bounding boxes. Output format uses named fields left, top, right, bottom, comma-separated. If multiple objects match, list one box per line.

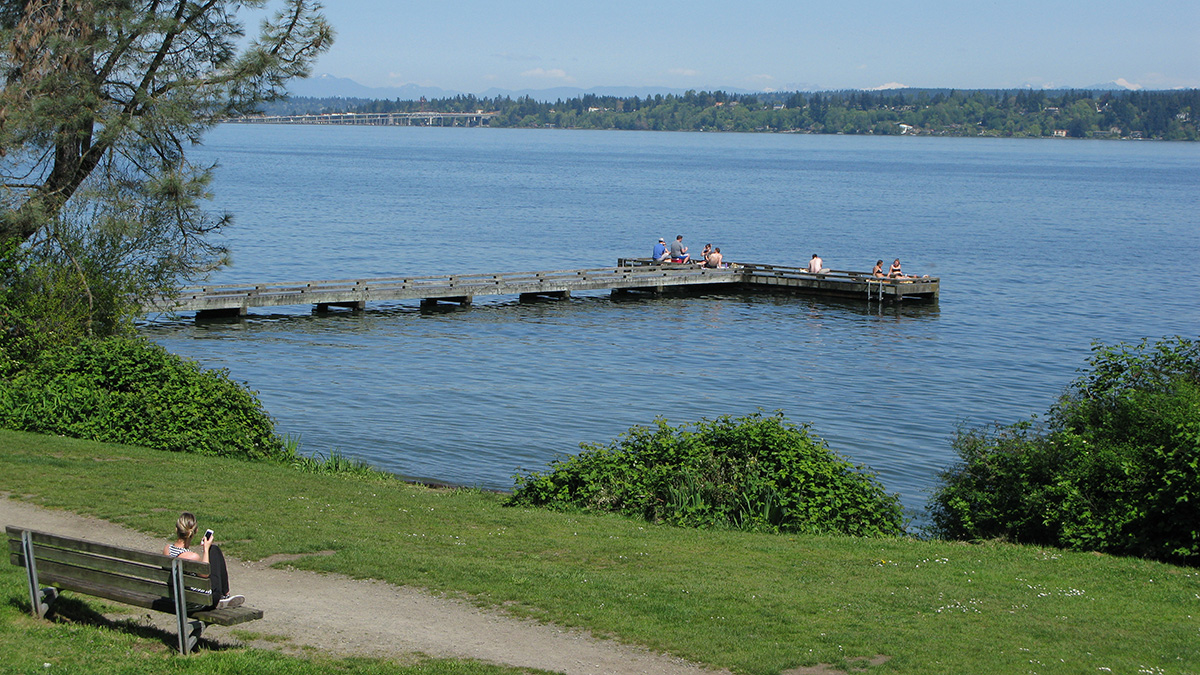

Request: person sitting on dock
left=872, top=260, right=886, bottom=278
left=888, top=258, right=909, bottom=278
left=704, top=247, right=723, bottom=268
left=808, top=254, right=828, bottom=274
left=652, top=238, right=671, bottom=263
left=669, top=235, right=690, bottom=263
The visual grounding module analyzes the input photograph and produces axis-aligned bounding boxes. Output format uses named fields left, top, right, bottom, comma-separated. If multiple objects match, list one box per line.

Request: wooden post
left=519, top=290, right=570, bottom=302
left=421, top=295, right=472, bottom=308
left=315, top=301, right=365, bottom=312
left=195, top=306, right=247, bottom=320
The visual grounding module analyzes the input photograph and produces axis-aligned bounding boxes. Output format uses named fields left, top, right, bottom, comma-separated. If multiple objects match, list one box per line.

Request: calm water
left=143, top=125, right=1200, bottom=519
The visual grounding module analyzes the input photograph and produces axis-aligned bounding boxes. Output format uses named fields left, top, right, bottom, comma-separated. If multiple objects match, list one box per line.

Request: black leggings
left=207, top=545, right=231, bottom=607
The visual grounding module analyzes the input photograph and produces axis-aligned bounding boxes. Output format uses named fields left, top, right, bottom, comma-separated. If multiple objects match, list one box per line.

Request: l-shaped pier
left=146, top=261, right=939, bottom=319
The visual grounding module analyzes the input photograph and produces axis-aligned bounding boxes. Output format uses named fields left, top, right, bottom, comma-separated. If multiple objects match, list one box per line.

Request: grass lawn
left=1, top=429, right=1197, bottom=674
left=0, top=571, right=549, bottom=675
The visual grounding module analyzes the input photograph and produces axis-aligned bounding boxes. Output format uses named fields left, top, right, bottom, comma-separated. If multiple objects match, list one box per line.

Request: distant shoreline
left=224, top=115, right=1186, bottom=142
left=246, top=88, right=1200, bottom=141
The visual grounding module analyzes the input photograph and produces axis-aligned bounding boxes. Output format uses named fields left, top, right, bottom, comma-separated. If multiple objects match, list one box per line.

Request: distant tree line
left=265, top=88, right=1200, bottom=140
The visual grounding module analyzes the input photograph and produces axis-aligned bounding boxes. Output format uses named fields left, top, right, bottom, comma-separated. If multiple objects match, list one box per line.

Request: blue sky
left=299, top=0, right=1199, bottom=92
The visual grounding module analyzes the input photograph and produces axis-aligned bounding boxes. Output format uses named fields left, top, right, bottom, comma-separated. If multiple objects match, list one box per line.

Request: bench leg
left=170, top=559, right=209, bottom=655
left=171, top=559, right=193, bottom=654
left=35, top=587, right=58, bottom=619
left=20, top=531, right=56, bottom=619
left=184, top=619, right=205, bottom=655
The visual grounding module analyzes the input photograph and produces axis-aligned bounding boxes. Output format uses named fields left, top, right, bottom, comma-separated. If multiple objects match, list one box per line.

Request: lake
left=142, top=125, right=1200, bottom=520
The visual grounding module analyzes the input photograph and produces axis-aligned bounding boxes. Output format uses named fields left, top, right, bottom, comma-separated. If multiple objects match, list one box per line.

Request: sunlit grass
left=0, top=566, right=550, bottom=675
left=2, top=429, right=1197, bottom=674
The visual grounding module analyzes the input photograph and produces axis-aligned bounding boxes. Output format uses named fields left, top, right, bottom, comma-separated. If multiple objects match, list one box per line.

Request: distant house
left=1052, top=129, right=1068, bottom=138
left=897, top=123, right=915, bottom=134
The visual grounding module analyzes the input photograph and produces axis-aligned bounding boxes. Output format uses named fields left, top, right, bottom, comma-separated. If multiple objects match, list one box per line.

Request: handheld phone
left=204, top=529, right=213, bottom=540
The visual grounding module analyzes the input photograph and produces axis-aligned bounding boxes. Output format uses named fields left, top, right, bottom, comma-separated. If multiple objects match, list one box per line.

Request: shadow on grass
left=7, top=593, right=239, bottom=654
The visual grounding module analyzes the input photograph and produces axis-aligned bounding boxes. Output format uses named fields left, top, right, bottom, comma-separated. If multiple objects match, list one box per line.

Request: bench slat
left=34, top=566, right=183, bottom=612
left=7, top=539, right=203, bottom=588
left=5, top=527, right=208, bottom=576
left=11, top=554, right=212, bottom=607
left=192, top=605, right=265, bottom=626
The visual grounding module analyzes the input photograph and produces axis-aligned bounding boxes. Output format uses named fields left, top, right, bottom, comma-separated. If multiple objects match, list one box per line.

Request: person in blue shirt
left=652, top=237, right=671, bottom=262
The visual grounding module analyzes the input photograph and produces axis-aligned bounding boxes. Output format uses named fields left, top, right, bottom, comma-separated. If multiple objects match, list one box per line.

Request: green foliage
left=930, top=337, right=1200, bottom=564
left=0, top=335, right=290, bottom=460
left=2, top=0, right=334, bottom=248
left=0, top=209, right=159, bottom=351
left=511, top=411, right=905, bottom=537
left=0, top=0, right=334, bottom=367
left=309, top=88, right=1200, bottom=140
left=291, top=447, right=391, bottom=479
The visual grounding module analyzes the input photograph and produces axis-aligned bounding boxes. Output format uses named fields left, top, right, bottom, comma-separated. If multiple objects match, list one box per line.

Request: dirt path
left=2, top=498, right=725, bottom=675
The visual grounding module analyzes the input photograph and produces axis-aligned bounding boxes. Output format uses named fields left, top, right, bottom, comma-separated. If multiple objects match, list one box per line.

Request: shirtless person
left=872, top=260, right=886, bottom=278
left=704, top=247, right=723, bottom=268
left=888, top=258, right=907, bottom=278
left=808, top=253, right=827, bottom=274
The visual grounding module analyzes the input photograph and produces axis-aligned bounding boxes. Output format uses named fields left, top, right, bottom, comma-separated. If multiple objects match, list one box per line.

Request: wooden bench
left=6, top=525, right=263, bottom=654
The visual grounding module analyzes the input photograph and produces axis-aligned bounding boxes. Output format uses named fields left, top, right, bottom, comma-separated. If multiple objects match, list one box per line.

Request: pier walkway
left=146, top=261, right=939, bottom=319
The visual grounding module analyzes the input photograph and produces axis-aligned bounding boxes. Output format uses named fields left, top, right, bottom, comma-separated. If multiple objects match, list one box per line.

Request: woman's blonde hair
left=174, top=512, right=198, bottom=546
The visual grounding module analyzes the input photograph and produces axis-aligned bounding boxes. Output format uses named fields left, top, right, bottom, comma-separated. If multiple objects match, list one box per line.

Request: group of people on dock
left=653, top=235, right=726, bottom=268
left=809, top=253, right=917, bottom=279
left=872, top=258, right=916, bottom=279
left=652, top=237, right=920, bottom=279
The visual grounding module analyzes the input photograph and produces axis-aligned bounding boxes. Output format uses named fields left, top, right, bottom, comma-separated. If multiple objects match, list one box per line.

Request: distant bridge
left=227, top=111, right=497, bottom=127
left=146, top=261, right=939, bottom=319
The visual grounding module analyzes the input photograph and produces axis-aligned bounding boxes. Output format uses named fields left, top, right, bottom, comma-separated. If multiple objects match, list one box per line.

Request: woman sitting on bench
left=165, top=512, right=244, bottom=609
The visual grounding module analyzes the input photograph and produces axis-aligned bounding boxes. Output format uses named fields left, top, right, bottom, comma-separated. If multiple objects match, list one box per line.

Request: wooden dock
left=145, top=261, right=939, bottom=319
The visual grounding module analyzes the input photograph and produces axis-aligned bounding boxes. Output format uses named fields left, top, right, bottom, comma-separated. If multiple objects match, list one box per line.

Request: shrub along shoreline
left=1, top=429, right=1196, bottom=675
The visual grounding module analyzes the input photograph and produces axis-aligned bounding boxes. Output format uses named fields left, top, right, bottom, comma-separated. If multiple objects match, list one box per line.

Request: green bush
left=511, top=411, right=905, bottom=537
left=929, top=336, right=1200, bottom=564
left=0, top=335, right=291, bottom=461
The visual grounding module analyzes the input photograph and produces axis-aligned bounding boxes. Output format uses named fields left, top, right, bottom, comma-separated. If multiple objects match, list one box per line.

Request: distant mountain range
left=286, top=74, right=1160, bottom=103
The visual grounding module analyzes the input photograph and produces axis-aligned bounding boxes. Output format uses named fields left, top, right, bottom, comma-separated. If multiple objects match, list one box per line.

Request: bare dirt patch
left=781, top=655, right=891, bottom=674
